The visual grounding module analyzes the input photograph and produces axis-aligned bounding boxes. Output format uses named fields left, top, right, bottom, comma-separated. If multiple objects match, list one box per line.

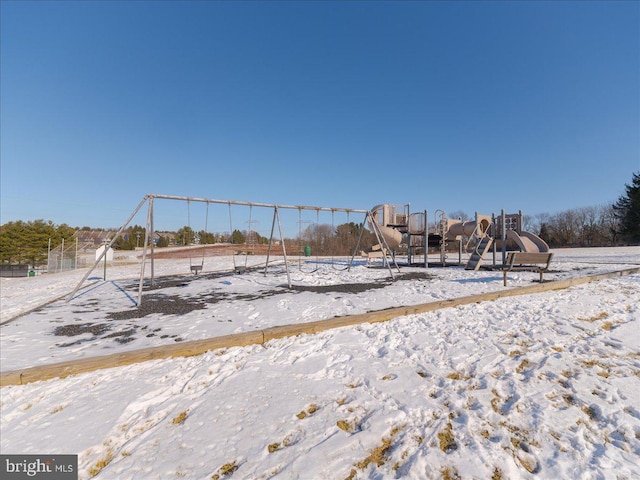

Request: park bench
left=501, top=252, right=553, bottom=286
left=361, top=244, right=389, bottom=267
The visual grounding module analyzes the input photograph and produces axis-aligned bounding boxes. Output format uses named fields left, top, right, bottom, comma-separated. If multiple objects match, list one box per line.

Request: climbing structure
left=366, top=205, right=549, bottom=270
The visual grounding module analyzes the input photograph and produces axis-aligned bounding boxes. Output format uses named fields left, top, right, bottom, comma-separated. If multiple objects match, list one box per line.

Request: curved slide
left=377, top=224, right=403, bottom=250
left=506, top=230, right=550, bottom=253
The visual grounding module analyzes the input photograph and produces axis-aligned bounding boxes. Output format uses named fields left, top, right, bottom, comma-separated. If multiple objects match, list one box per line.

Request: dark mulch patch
left=54, top=323, right=111, bottom=337
left=290, top=271, right=435, bottom=294
left=54, top=322, right=115, bottom=347
left=291, top=282, right=389, bottom=294
left=395, top=272, right=437, bottom=282
left=107, top=270, right=436, bottom=319
left=114, top=336, right=135, bottom=344
left=52, top=268, right=436, bottom=348
left=143, top=269, right=260, bottom=291
left=107, top=294, right=208, bottom=320
left=103, top=328, right=136, bottom=340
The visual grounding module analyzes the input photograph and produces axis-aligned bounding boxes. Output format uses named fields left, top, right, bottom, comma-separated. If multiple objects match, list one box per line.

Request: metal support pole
left=518, top=209, right=523, bottom=234
left=265, top=206, right=279, bottom=275
left=407, top=203, right=411, bottom=266
left=347, top=212, right=368, bottom=272
left=67, top=195, right=149, bottom=302
left=137, top=197, right=154, bottom=305
left=501, top=209, right=507, bottom=265
left=102, top=240, right=107, bottom=280
left=424, top=210, right=428, bottom=269
left=492, top=213, right=496, bottom=267
left=346, top=212, right=362, bottom=271
left=149, top=196, right=155, bottom=286
left=436, top=210, right=447, bottom=267
left=276, top=207, right=291, bottom=288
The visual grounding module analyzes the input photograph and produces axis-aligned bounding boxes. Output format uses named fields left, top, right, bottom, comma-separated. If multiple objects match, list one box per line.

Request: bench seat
left=500, top=252, right=553, bottom=286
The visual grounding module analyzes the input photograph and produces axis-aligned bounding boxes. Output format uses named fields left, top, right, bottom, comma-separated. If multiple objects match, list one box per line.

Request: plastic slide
left=506, top=230, right=550, bottom=253
left=520, top=231, right=550, bottom=252
left=377, top=224, right=403, bottom=250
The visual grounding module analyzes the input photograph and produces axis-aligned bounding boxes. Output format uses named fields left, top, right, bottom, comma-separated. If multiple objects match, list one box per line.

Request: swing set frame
left=67, top=194, right=397, bottom=306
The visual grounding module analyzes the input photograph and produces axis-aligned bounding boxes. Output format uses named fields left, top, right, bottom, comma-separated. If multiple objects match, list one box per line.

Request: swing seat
left=190, top=264, right=203, bottom=275
left=234, top=265, right=246, bottom=274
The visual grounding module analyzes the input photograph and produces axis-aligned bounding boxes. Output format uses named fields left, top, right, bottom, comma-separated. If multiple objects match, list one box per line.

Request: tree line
left=525, top=172, right=639, bottom=247
left=2, top=172, right=638, bottom=265
left=0, top=220, right=75, bottom=266
left=524, top=204, right=619, bottom=247
left=172, top=222, right=377, bottom=256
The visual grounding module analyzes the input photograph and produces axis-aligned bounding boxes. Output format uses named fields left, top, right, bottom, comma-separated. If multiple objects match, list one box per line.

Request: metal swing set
left=67, top=194, right=397, bottom=306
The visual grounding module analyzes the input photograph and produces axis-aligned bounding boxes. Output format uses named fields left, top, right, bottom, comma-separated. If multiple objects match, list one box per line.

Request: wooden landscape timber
left=2, top=266, right=639, bottom=387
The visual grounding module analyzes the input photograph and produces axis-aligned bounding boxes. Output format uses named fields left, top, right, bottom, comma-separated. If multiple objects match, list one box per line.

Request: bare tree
left=548, top=209, right=581, bottom=246
left=448, top=210, right=470, bottom=222
left=599, top=204, right=619, bottom=245
left=522, top=214, right=538, bottom=234
left=577, top=206, right=600, bottom=246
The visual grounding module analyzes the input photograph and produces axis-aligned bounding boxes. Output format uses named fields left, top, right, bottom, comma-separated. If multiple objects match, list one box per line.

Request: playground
left=65, top=194, right=558, bottom=308
left=1, top=246, right=639, bottom=479
left=2, top=195, right=640, bottom=480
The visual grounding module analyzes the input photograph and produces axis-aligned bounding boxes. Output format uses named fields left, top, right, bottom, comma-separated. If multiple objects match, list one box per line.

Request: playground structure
left=366, top=204, right=550, bottom=270
left=67, top=195, right=551, bottom=306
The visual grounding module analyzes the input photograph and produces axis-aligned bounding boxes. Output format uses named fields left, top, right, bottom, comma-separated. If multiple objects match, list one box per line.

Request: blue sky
left=1, top=0, right=638, bottom=234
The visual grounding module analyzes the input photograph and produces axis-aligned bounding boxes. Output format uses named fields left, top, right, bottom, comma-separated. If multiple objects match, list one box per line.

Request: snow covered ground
left=1, top=247, right=639, bottom=479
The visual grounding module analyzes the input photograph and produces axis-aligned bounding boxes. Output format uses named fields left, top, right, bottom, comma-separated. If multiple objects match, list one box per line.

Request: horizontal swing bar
left=147, top=193, right=369, bottom=214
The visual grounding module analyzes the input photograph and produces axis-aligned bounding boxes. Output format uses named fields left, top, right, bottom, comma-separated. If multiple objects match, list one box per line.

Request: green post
left=103, top=242, right=108, bottom=280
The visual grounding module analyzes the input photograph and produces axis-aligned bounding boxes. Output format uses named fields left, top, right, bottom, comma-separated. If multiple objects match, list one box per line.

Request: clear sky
left=1, top=0, right=638, bottom=233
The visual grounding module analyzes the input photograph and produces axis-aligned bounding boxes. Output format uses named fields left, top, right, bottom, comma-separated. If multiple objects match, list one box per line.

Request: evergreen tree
left=156, top=235, right=170, bottom=248
left=538, top=223, right=553, bottom=245
left=256, top=232, right=269, bottom=245
left=230, top=229, right=245, bottom=244
left=0, top=220, right=74, bottom=265
left=612, top=172, right=640, bottom=244
left=198, top=231, right=216, bottom=244
left=176, top=226, right=195, bottom=245
left=130, top=225, right=147, bottom=248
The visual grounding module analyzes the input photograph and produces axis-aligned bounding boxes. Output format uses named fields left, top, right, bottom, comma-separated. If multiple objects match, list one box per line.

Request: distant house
left=73, top=229, right=177, bottom=250
left=74, top=230, right=118, bottom=251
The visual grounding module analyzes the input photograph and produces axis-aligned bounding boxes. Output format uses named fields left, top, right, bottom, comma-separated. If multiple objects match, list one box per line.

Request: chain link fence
left=47, top=240, right=90, bottom=273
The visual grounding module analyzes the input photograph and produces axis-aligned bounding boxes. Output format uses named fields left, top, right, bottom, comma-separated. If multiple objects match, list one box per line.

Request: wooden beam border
left=2, top=267, right=638, bottom=387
